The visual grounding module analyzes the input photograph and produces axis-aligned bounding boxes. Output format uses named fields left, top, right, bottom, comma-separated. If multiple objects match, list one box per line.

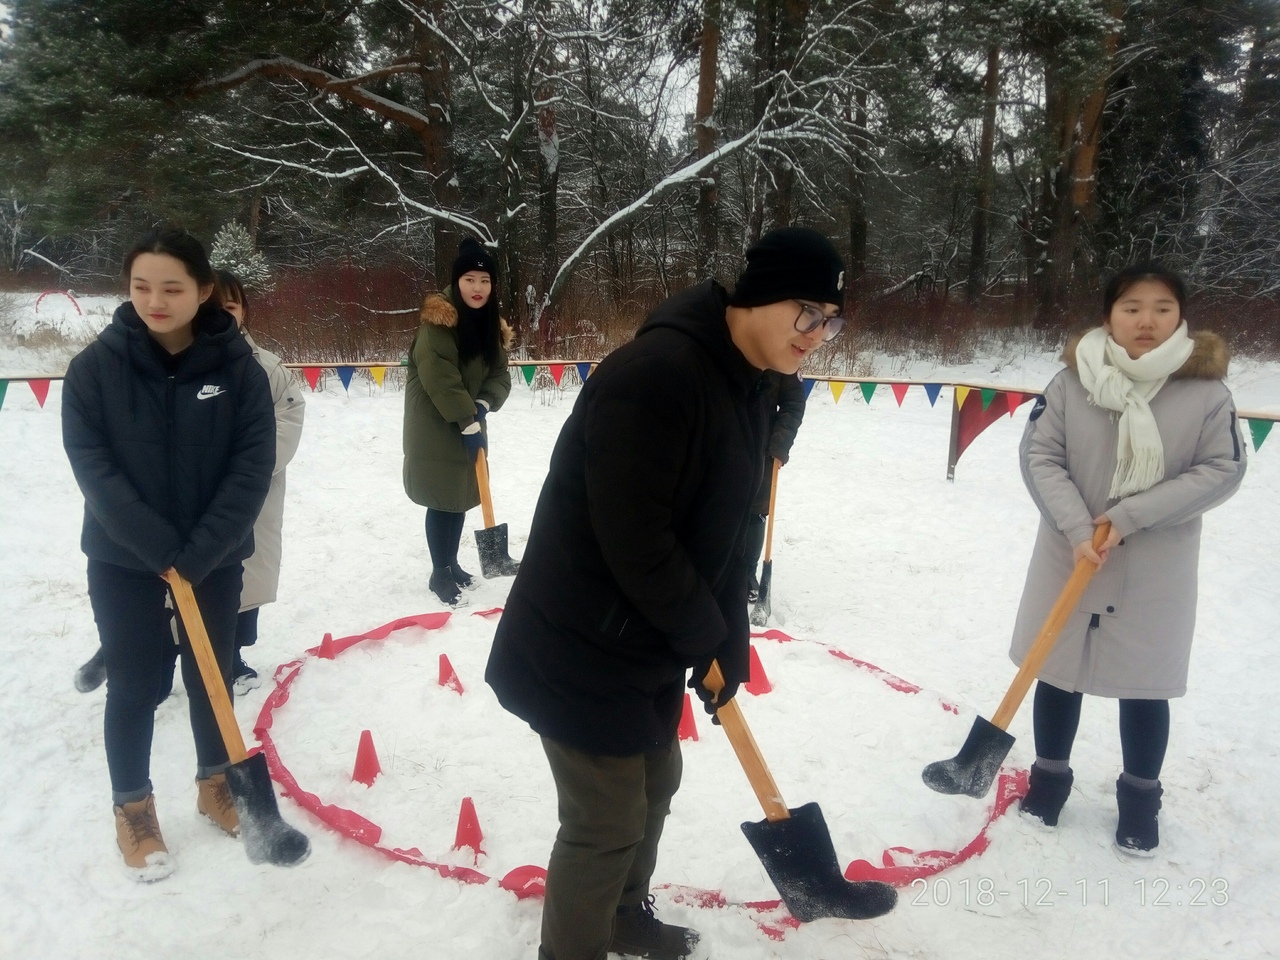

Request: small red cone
left=453, top=796, right=485, bottom=861
left=744, top=645, right=773, bottom=695
left=317, top=632, right=337, bottom=660
left=352, top=729, right=381, bottom=786
left=438, top=654, right=464, bottom=694
left=677, top=693, right=699, bottom=741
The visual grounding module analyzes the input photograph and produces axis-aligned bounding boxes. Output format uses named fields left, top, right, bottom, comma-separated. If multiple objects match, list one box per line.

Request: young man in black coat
left=485, top=227, right=847, bottom=960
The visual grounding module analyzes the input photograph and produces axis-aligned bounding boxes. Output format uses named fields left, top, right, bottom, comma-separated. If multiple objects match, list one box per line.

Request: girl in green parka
left=403, top=238, right=513, bottom=605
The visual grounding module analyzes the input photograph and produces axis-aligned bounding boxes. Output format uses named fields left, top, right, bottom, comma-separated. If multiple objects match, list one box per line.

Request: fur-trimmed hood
left=1062, top=329, right=1229, bottom=380
left=420, top=291, right=515, bottom=350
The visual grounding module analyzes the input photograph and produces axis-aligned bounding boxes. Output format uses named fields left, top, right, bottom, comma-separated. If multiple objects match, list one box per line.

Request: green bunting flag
left=860, top=381, right=877, bottom=403
left=0, top=379, right=7, bottom=413
left=1249, top=418, right=1274, bottom=450
left=521, top=364, right=536, bottom=385
left=980, top=388, right=996, bottom=411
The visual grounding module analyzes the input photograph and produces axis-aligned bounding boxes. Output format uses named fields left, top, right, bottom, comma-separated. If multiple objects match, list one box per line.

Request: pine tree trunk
left=967, top=45, right=1000, bottom=301
left=847, top=90, right=868, bottom=289
left=695, top=0, right=722, bottom=281
left=413, top=2, right=458, bottom=285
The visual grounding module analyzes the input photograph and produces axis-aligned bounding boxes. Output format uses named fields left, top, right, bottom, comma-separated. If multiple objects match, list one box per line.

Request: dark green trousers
left=537, top=736, right=683, bottom=960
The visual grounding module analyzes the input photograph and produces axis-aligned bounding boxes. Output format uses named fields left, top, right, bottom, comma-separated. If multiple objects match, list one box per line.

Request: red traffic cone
left=352, top=729, right=381, bottom=786
left=677, top=692, right=699, bottom=742
left=317, top=632, right=337, bottom=660
left=454, top=796, right=485, bottom=861
left=744, top=644, right=773, bottom=695
left=438, top=654, right=464, bottom=694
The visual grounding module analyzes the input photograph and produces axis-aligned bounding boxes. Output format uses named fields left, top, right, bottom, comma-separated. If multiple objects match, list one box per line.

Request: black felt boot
left=1115, top=777, right=1162, bottom=856
left=1019, top=764, right=1074, bottom=827
left=429, top=567, right=463, bottom=606
left=611, top=895, right=699, bottom=960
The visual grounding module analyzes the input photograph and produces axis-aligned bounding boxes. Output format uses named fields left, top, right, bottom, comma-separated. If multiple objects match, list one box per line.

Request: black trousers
left=89, top=559, right=241, bottom=803
left=1032, top=680, right=1170, bottom=781
left=425, top=508, right=466, bottom=569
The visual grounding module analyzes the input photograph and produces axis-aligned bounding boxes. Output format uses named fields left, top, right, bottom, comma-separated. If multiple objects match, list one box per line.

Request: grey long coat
left=240, top=333, right=306, bottom=612
left=1009, top=332, right=1245, bottom=698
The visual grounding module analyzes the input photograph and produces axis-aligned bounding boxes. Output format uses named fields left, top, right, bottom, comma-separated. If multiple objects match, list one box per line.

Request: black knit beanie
left=729, top=227, right=846, bottom=311
left=451, top=237, right=498, bottom=289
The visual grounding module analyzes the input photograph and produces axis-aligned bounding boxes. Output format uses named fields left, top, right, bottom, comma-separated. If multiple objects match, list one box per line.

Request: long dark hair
left=1103, top=263, right=1187, bottom=316
left=215, top=270, right=250, bottom=325
left=450, top=285, right=502, bottom=369
left=123, top=228, right=217, bottom=289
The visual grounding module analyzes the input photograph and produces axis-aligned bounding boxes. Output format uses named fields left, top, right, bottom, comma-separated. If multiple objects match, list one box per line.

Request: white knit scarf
left=1074, top=321, right=1195, bottom=498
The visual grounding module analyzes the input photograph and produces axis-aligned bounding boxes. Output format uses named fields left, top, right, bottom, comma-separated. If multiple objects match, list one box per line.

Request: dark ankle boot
left=449, top=563, right=476, bottom=590
left=428, top=567, right=462, bottom=606
left=611, top=895, right=699, bottom=960
left=1115, top=777, right=1162, bottom=855
left=1019, top=764, right=1074, bottom=826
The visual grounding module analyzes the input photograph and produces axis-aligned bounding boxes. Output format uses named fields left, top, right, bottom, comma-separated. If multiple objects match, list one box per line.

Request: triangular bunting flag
left=370, top=366, right=386, bottom=387
left=1249, top=418, right=1274, bottom=450
left=576, top=362, right=591, bottom=383
left=28, top=379, right=50, bottom=408
left=549, top=363, right=565, bottom=386
left=830, top=381, right=846, bottom=404
left=955, top=386, right=971, bottom=409
left=303, top=367, right=322, bottom=391
left=924, top=383, right=942, bottom=406
left=801, top=378, right=816, bottom=399
left=0, top=380, right=7, bottom=413
left=336, top=366, right=355, bottom=391
left=980, top=388, right=996, bottom=411
left=521, top=364, right=536, bottom=385
left=860, top=382, right=877, bottom=404
left=891, top=383, right=909, bottom=407
left=1005, top=392, right=1022, bottom=417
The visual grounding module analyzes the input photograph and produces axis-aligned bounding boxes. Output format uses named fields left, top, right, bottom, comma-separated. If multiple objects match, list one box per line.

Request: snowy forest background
left=4, top=0, right=1280, bottom=361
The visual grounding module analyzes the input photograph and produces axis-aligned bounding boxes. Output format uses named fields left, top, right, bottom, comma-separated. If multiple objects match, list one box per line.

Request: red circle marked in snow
left=254, top=615, right=1026, bottom=935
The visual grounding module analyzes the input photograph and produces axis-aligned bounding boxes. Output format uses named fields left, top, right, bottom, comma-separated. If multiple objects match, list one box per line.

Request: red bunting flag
left=891, top=383, right=909, bottom=407
left=1005, top=391, right=1023, bottom=417
left=28, top=379, right=50, bottom=408
left=549, top=363, right=565, bottom=386
left=303, top=367, right=322, bottom=391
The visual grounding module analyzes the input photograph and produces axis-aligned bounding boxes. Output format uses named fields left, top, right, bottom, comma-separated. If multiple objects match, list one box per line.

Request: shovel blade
left=749, top=560, right=772, bottom=627
left=225, top=752, right=311, bottom=866
left=741, top=802, right=897, bottom=922
left=922, top=715, right=1015, bottom=799
left=475, top=523, right=520, bottom=578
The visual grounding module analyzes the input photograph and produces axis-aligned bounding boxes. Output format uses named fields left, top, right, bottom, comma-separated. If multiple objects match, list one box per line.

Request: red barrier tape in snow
left=254, top=613, right=1028, bottom=937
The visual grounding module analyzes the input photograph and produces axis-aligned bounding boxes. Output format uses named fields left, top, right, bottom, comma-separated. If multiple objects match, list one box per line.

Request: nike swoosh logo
left=196, top=385, right=227, bottom=400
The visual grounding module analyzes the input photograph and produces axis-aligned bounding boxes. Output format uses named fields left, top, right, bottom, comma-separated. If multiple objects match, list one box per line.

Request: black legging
left=1032, top=680, right=1170, bottom=781
left=425, top=508, right=466, bottom=570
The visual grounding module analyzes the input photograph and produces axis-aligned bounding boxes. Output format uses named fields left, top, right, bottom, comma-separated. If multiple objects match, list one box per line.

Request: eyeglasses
left=793, top=301, right=845, bottom=341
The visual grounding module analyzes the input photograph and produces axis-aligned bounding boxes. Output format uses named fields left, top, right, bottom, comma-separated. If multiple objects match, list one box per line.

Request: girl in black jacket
left=62, top=229, right=275, bottom=881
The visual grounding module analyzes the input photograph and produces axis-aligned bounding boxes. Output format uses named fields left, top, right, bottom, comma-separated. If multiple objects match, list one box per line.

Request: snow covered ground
left=3, top=295, right=1279, bottom=959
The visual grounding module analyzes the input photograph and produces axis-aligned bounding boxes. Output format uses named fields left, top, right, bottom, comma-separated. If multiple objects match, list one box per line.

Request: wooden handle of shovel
left=989, top=521, right=1112, bottom=731
left=163, top=570, right=249, bottom=764
left=703, top=660, right=790, bottom=822
left=475, top=447, right=497, bottom=529
left=762, top=458, right=781, bottom=564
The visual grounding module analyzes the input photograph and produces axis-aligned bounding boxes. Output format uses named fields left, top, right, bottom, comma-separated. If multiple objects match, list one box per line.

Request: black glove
left=474, top=399, right=490, bottom=422
left=688, top=659, right=741, bottom=725
left=461, top=422, right=487, bottom=463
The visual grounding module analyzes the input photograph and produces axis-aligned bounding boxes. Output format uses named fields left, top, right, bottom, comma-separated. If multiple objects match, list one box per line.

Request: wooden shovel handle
left=163, top=570, right=249, bottom=763
left=703, top=660, right=790, bottom=822
left=989, top=521, right=1111, bottom=731
left=762, top=458, right=781, bottom=564
left=475, top=447, right=497, bottom=529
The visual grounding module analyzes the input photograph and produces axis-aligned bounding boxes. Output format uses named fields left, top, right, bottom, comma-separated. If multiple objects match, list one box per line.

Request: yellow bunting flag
left=955, top=386, right=971, bottom=409
left=370, top=366, right=386, bottom=387
left=830, top=381, right=846, bottom=404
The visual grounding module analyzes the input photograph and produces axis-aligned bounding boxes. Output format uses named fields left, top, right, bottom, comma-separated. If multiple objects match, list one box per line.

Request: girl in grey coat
left=1011, top=263, right=1245, bottom=855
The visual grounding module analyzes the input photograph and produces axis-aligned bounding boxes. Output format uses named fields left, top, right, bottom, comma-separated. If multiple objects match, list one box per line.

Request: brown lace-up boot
left=196, top=773, right=241, bottom=837
left=114, top=794, right=174, bottom=881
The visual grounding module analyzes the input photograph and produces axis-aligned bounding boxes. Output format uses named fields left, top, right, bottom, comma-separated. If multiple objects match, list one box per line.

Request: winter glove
left=461, top=421, right=487, bottom=463
left=474, top=398, right=490, bottom=422
left=689, top=658, right=741, bottom=725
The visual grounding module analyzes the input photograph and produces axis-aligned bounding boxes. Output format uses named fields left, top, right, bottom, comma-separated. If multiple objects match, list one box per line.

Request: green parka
left=403, top=291, right=513, bottom=511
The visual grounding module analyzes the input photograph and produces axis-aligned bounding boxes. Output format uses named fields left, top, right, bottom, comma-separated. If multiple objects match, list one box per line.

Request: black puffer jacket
left=62, top=302, right=275, bottom=585
left=485, top=281, right=769, bottom=755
